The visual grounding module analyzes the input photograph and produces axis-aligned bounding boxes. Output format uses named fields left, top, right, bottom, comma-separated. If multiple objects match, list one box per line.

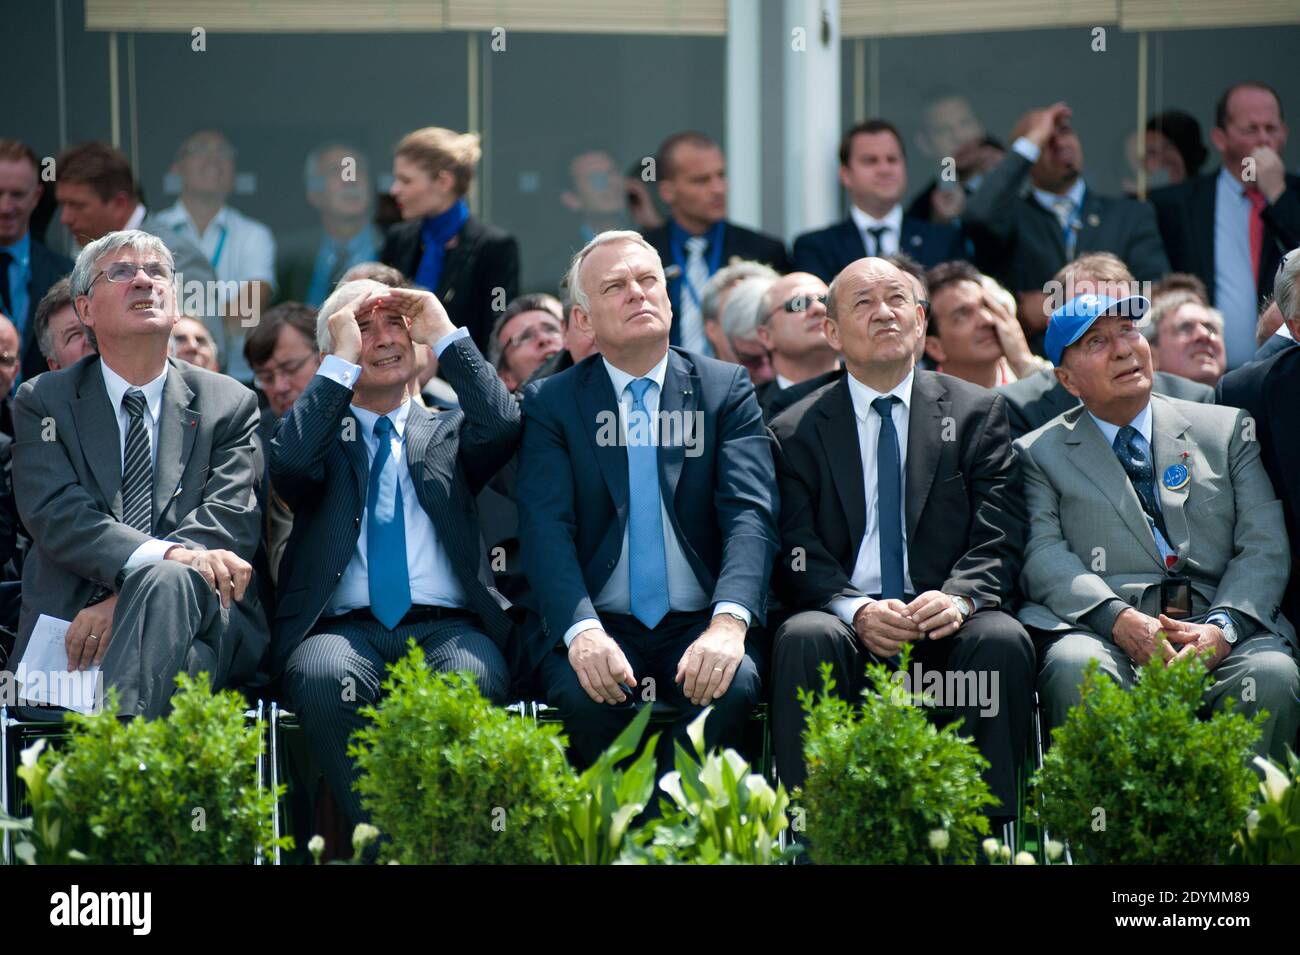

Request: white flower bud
left=1045, top=839, right=1064, bottom=862
left=928, top=828, right=950, bottom=852
left=982, top=837, right=1000, bottom=861
left=1014, top=851, right=1036, bottom=865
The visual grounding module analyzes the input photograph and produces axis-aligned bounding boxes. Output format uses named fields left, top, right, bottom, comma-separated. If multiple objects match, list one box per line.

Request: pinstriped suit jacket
left=1014, top=393, right=1295, bottom=647
left=268, top=335, right=519, bottom=677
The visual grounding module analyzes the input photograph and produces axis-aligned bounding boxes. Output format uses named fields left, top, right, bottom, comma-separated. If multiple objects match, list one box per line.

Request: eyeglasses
left=0, top=353, right=16, bottom=369
left=776, top=293, right=830, bottom=314
left=503, top=321, right=563, bottom=353
left=91, top=261, right=174, bottom=287
left=254, top=352, right=317, bottom=388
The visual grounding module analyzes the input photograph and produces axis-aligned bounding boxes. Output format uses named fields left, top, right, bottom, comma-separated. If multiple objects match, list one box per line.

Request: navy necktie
left=367, top=415, right=412, bottom=629
left=626, top=378, right=670, bottom=629
left=872, top=396, right=905, bottom=600
left=866, top=226, right=888, bottom=256
left=0, top=250, right=11, bottom=316
left=1113, top=425, right=1168, bottom=543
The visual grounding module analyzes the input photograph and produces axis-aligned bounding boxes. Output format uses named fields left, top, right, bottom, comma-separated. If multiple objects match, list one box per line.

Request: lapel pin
left=909, top=234, right=922, bottom=247
left=1086, top=213, right=1101, bottom=227
left=1162, top=462, right=1190, bottom=490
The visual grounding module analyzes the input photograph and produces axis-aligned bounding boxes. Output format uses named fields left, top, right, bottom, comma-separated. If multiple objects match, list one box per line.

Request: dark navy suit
left=792, top=216, right=966, bottom=284
left=517, top=346, right=779, bottom=766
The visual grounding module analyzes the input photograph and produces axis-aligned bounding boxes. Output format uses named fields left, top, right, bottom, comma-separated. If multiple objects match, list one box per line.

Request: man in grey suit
left=270, top=279, right=517, bottom=828
left=1016, top=293, right=1299, bottom=759
left=11, top=229, right=266, bottom=718
left=999, top=253, right=1213, bottom=439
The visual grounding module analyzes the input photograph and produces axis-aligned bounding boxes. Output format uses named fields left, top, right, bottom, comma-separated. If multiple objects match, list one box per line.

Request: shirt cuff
left=830, top=595, right=872, bottom=627
left=123, top=538, right=176, bottom=573
left=317, top=353, right=361, bottom=389
left=1205, top=610, right=1232, bottom=630
left=433, top=326, right=470, bottom=358
left=1012, top=136, right=1041, bottom=164
left=712, top=602, right=752, bottom=628
left=563, top=617, right=602, bottom=648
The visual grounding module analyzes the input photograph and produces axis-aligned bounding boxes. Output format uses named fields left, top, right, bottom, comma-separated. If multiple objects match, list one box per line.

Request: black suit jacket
left=516, top=347, right=780, bottom=674
left=792, top=215, right=966, bottom=284
left=770, top=369, right=1024, bottom=612
left=268, top=335, right=519, bottom=676
left=380, top=216, right=520, bottom=354
left=642, top=220, right=791, bottom=348
left=1253, top=333, right=1298, bottom=363
left=964, top=151, right=1169, bottom=293
left=1217, top=346, right=1300, bottom=624
left=998, top=368, right=1215, bottom=440
left=1150, top=170, right=1300, bottom=305
left=19, top=239, right=75, bottom=383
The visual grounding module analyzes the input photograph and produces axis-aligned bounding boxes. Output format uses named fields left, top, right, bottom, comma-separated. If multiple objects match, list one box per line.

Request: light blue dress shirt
left=1213, top=167, right=1260, bottom=370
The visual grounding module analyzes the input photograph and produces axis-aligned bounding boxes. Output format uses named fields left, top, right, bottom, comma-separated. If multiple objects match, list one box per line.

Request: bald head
left=824, top=257, right=924, bottom=385
left=0, top=313, right=19, bottom=393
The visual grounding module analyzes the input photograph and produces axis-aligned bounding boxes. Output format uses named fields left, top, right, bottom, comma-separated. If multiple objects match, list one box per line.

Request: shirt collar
left=1217, top=165, right=1249, bottom=200
left=774, top=373, right=796, bottom=390
left=165, top=200, right=228, bottom=237
left=845, top=366, right=914, bottom=422
left=1088, top=401, right=1153, bottom=448
left=100, top=358, right=168, bottom=423
left=125, top=204, right=148, bottom=231
left=0, top=231, right=31, bottom=264
left=1032, top=177, right=1086, bottom=216
left=350, top=397, right=413, bottom=442
left=603, top=349, right=670, bottom=398
left=849, top=203, right=903, bottom=234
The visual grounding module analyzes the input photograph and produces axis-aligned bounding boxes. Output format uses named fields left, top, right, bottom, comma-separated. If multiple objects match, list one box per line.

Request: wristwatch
left=718, top=611, right=749, bottom=629
left=1208, top=611, right=1237, bottom=645
left=950, top=595, right=973, bottom=622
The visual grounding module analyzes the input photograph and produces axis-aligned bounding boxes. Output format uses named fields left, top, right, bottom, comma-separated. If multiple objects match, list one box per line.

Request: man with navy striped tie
left=517, top=230, right=779, bottom=769
left=10, top=229, right=266, bottom=718
left=270, top=280, right=517, bottom=828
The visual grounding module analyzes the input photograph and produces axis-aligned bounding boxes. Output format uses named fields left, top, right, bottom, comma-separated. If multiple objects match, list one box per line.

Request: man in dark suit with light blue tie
left=270, top=279, right=518, bottom=828
left=517, top=230, right=779, bottom=768
left=793, top=120, right=966, bottom=285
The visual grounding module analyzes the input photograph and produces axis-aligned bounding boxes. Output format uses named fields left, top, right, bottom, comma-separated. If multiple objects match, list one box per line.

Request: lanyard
left=669, top=219, right=726, bottom=311
left=209, top=225, right=228, bottom=271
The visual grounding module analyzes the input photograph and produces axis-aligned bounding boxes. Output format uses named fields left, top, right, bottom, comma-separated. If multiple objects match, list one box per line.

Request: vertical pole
left=1136, top=31, right=1148, bottom=201
left=726, top=0, right=763, bottom=229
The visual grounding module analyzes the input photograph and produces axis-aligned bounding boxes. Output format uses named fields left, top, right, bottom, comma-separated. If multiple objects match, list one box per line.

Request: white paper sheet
left=15, top=614, right=104, bottom=714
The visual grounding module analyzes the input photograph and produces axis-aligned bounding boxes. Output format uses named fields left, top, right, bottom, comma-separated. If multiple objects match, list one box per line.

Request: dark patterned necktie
left=1113, top=425, right=1167, bottom=542
left=872, top=395, right=905, bottom=600
left=120, top=389, right=154, bottom=533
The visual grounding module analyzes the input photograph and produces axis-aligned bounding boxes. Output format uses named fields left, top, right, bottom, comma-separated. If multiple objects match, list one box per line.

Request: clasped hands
left=1110, top=607, right=1231, bottom=671
left=852, top=590, right=968, bottom=658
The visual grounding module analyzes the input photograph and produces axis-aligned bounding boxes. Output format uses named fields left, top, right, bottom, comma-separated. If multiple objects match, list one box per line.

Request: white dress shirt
left=100, top=360, right=175, bottom=572
left=1087, top=402, right=1174, bottom=562
left=153, top=201, right=278, bottom=382
left=564, top=351, right=751, bottom=646
left=774, top=373, right=796, bottom=390
left=849, top=202, right=904, bottom=257
left=316, top=327, right=471, bottom=615
left=828, top=369, right=917, bottom=625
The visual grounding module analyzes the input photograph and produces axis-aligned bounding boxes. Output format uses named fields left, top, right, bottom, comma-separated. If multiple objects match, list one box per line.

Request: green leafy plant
left=798, top=649, right=996, bottom=864
left=624, top=708, right=800, bottom=864
left=1034, top=655, right=1261, bottom=864
left=547, top=704, right=659, bottom=864
left=1, top=675, right=287, bottom=864
left=1231, top=749, right=1300, bottom=864
left=350, top=643, right=571, bottom=864
left=0, top=739, right=86, bottom=864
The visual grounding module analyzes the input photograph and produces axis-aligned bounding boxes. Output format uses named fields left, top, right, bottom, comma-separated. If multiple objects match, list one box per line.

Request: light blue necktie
left=367, top=415, right=412, bottom=629
left=627, top=378, right=670, bottom=629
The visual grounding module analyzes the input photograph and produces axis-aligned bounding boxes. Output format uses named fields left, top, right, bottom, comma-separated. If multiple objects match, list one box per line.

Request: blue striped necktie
left=367, top=415, right=412, bottom=629
left=627, top=378, right=670, bottom=629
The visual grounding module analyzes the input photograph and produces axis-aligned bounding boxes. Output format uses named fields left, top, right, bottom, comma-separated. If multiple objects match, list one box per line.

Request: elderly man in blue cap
left=1014, top=293, right=1299, bottom=759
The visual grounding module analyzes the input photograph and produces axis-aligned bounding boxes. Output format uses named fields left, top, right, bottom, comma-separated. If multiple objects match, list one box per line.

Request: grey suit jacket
left=1014, top=394, right=1294, bottom=648
left=10, top=354, right=268, bottom=680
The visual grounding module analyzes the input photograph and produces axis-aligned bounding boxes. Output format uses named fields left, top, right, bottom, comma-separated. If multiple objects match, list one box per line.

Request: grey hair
left=565, top=229, right=662, bottom=313
left=70, top=229, right=177, bottom=351
left=1143, top=290, right=1202, bottom=344
left=317, top=278, right=391, bottom=353
left=1275, top=246, right=1300, bottom=324
left=720, top=275, right=778, bottom=345
left=701, top=260, right=779, bottom=326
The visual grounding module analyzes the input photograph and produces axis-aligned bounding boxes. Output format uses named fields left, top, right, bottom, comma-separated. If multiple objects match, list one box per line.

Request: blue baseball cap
left=1045, top=293, right=1150, bottom=365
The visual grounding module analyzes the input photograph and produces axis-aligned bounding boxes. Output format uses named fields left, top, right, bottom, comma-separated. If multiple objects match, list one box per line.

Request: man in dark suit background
left=641, top=132, right=791, bottom=359
left=768, top=257, right=1033, bottom=824
left=11, top=230, right=266, bottom=718
left=999, top=254, right=1212, bottom=439
left=794, top=119, right=966, bottom=284
left=270, top=280, right=517, bottom=828
left=964, top=103, right=1170, bottom=348
left=1218, top=248, right=1300, bottom=627
left=517, top=230, right=779, bottom=769
left=0, top=139, right=74, bottom=386
left=1150, top=83, right=1299, bottom=370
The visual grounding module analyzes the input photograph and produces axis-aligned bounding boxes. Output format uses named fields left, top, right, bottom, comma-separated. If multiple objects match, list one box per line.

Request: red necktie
left=1247, top=188, right=1267, bottom=282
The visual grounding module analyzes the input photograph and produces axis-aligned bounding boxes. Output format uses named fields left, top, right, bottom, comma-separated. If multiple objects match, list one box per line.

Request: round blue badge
left=1162, top=463, right=1190, bottom=490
